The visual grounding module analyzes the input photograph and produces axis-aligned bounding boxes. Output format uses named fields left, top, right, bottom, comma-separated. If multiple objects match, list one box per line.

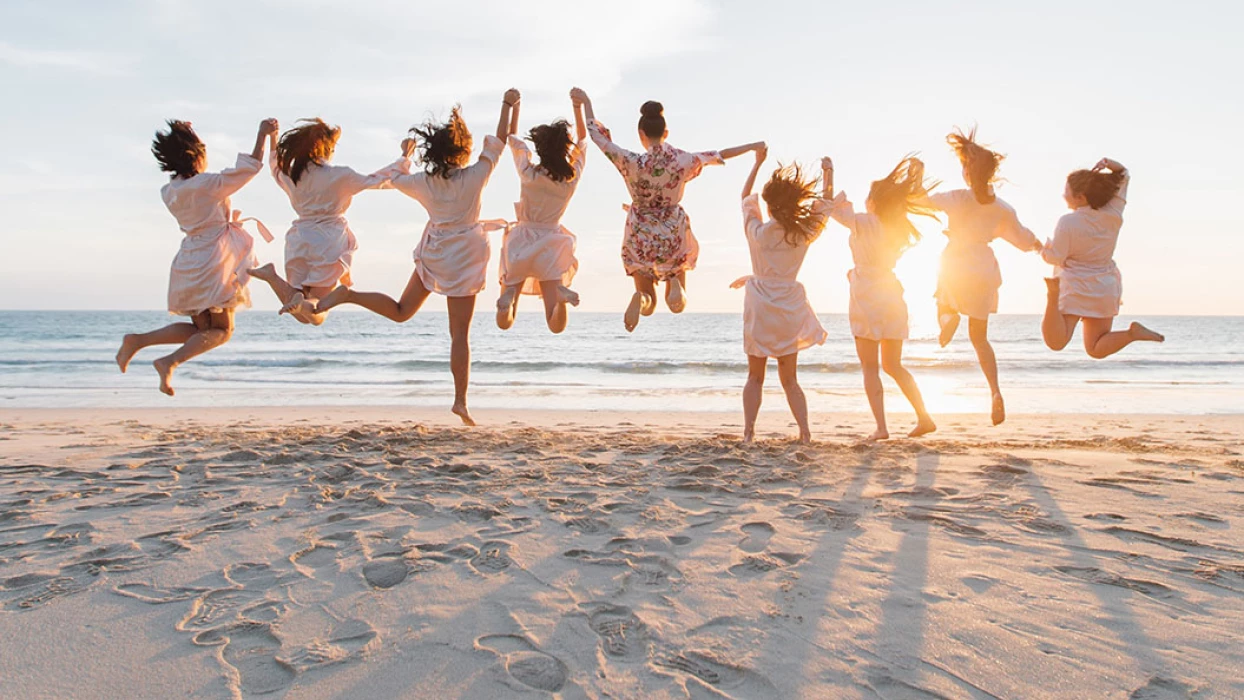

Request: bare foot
left=558, top=285, right=580, bottom=307
left=991, top=393, right=1006, bottom=426
left=666, top=278, right=687, bottom=313
left=279, top=291, right=306, bottom=316
left=742, top=429, right=755, bottom=445
left=624, top=292, right=644, bottom=332
left=797, top=431, right=812, bottom=445
left=496, top=288, right=518, bottom=330
left=908, top=417, right=937, bottom=438
left=116, top=334, right=138, bottom=373
left=938, top=313, right=960, bottom=347
left=1129, top=322, right=1165, bottom=343
left=315, top=285, right=351, bottom=314
left=152, top=357, right=176, bottom=396
left=864, top=428, right=889, bottom=443
left=451, top=403, right=476, bottom=427
left=248, top=263, right=278, bottom=283
left=639, top=292, right=657, bottom=316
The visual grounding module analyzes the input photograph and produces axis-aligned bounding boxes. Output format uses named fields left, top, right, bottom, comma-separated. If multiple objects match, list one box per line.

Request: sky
left=2, top=0, right=1241, bottom=317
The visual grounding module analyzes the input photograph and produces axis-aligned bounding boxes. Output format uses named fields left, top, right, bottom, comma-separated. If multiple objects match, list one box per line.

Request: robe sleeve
left=508, top=135, right=534, bottom=179
left=208, top=153, right=263, bottom=198
left=828, top=191, right=858, bottom=233
left=1103, top=171, right=1129, bottom=218
left=1042, top=215, right=1075, bottom=267
left=741, top=194, right=765, bottom=241
left=996, top=206, right=1041, bottom=252
left=587, top=119, right=634, bottom=175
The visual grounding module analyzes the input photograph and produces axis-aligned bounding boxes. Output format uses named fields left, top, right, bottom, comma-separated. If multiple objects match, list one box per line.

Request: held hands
left=1093, top=157, right=1124, bottom=172
left=259, top=118, right=279, bottom=137
left=504, top=88, right=521, bottom=106
left=569, top=87, right=588, bottom=106
left=400, top=137, right=416, bottom=158
left=821, top=156, right=834, bottom=171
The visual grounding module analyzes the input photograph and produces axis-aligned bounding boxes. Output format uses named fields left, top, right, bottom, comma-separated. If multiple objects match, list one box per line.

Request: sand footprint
left=653, top=647, right=779, bottom=694
left=283, top=618, right=379, bottom=672
left=114, top=582, right=209, bottom=604
left=476, top=634, right=568, bottom=693
left=738, top=522, right=775, bottom=553
left=728, top=552, right=804, bottom=577
left=469, top=541, right=514, bottom=575
left=584, top=603, right=650, bottom=663
left=362, top=554, right=411, bottom=589
left=193, top=621, right=296, bottom=696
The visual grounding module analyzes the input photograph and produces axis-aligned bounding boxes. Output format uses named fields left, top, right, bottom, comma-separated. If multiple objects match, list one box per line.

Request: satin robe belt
left=729, top=274, right=798, bottom=289
left=292, top=214, right=348, bottom=228
left=183, top=210, right=273, bottom=243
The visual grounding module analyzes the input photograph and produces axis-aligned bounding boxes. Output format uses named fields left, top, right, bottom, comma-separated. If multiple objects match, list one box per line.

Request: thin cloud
left=0, top=40, right=133, bottom=76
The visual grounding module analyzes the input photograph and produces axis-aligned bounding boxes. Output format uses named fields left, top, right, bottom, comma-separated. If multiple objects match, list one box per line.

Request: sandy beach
left=1, top=407, right=1241, bottom=699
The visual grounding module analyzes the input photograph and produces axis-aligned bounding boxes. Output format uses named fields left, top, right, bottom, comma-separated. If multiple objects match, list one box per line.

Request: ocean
left=0, top=311, right=1240, bottom=415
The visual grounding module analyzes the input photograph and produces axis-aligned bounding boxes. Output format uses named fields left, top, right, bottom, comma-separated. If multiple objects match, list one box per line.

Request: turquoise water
left=0, top=311, right=1239, bottom=414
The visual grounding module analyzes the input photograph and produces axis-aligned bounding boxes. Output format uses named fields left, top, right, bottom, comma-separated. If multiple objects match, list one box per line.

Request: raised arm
left=741, top=143, right=768, bottom=199
left=251, top=118, right=278, bottom=161
left=572, top=96, right=587, bottom=142
left=498, top=88, right=519, bottom=142
left=507, top=90, right=521, bottom=138
left=571, top=87, right=595, bottom=123
left=719, top=141, right=766, bottom=160
left=821, top=157, right=834, bottom=199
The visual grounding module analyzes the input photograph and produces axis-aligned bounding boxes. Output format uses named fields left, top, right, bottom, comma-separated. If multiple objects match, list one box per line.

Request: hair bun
left=640, top=101, right=664, bottom=118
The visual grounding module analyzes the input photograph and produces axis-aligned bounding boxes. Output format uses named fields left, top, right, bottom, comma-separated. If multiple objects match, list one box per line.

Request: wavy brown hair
left=412, top=106, right=472, bottom=178
left=762, top=163, right=825, bottom=245
left=948, top=126, right=1003, bottom=204
left=152, top=120, right=206, bottom=179
left=277, top=118, right=341, bottom=184
left=527, top=119, right=576, bottom=183
left=1067, top=169, right=1125, bottom=209
left=867, top=156, right=940, bottom=253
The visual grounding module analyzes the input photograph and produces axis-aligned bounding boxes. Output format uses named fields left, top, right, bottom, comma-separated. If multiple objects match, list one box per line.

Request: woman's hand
left=755, top=143, right=768, bottom=163
left=821, top=156, right=834, bottom=172
left=504, top=88, right=521, bottom=106
left=570, top=87, right=588, bottom=106
left=259, top=118, right=279, bottom=137
left=1093, top=157, right=1124, bottom=173
left=400, top=137, right=416, bottom=158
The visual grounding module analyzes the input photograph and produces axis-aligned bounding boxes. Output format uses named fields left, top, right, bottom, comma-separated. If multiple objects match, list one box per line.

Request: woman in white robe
left=494, top=92, right=588, bottom=334
left=315, top=91, right=519, bottom=426
left=248, top=118, right=410, bottom=325
left=1041, top=158, right=1164, bottom=357
left=116, top=118, right=278, bottom=396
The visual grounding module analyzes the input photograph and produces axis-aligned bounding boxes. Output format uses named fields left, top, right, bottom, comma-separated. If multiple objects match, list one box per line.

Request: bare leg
left=937, top=303, right=960, bottom=348
left=152, top=310, right=235, bottom=396
left=1041, top=278, right=1079, bottom=351
left=625, top=274, right=658, bottom=332
left=447, top=295, right=477, bottom=426
left=776, top=353, right=811, bottom=443
left=742, top=355, right=766, bottom=444
left=496, top=284, right=521, bottom=330
left=248, top=263, right=299, bottom=306
left=968, top=317, right=1005, bottom=426
left=538, top=281, right=568, bottom=334
left=854, top=338, right=888, bottom=441
left=117, top=322, right=199, bottom=372
left=880, top=339, right=936, bottom=438
left=1082, top=317, right=1164, bottom=359
left=317, top=270, right=431, bottom=323
left=665, top=272, right=688, bottom=313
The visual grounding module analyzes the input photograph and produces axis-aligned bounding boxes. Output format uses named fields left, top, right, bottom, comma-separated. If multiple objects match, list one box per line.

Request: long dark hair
left=152, top=120, right=206, bottom=179
left=277, top=118, right=341, bottom=184
left=527, top=119, right=575, bottom=182
left=1066, top=169, right=1125, bottom=209
left=867, top=156, right=939, bottom=253
left=947, top=126, right=1003, bottom=204
left=638, top=100, right=665, bottom=139
left=762, top=163, right=824, bottom=245
left=412, top=106, right=472, bottom=178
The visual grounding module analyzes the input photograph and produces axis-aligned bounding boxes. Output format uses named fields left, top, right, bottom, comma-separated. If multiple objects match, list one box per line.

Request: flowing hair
left=528, top=119, right=576, bottom=182
left=412, top=106, right=473, bottom=178
left=947, top=126, right=1003, bottom=205
left=151, top=120, right=206, bottom=179
left=1066, top=169, right=1125, bottom=209
left=762, top=163, right=825, bottom=245
left=867, top=156, right=940, bottom=253
left=277, top=118, right=341, bottom=184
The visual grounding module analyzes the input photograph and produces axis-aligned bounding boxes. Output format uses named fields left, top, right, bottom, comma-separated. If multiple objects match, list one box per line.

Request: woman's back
left=511, top=136, right=585, bottom=225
